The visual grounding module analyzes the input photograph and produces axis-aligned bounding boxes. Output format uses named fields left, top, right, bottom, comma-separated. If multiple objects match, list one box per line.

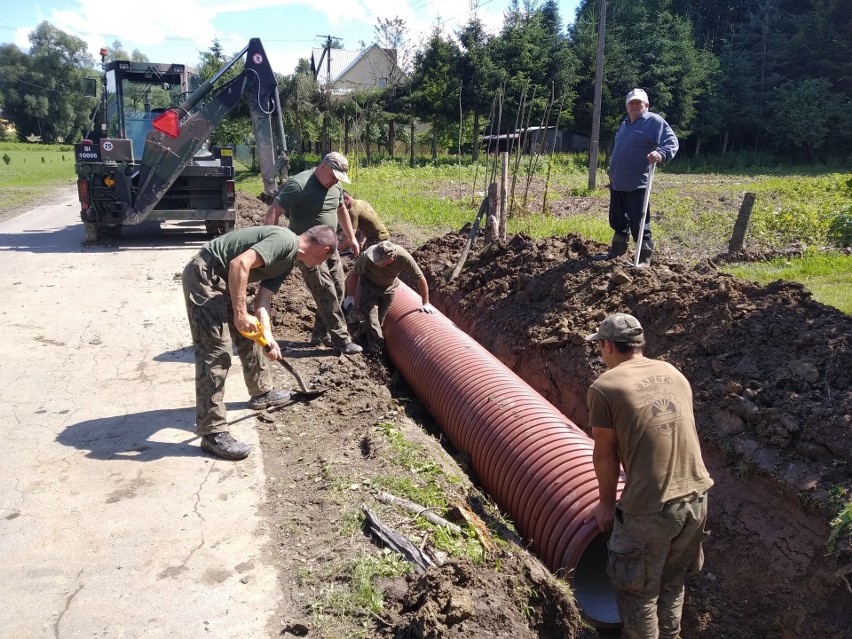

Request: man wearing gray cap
left=595, top=89, right=678, bottom=267
left=583, top=313, right=712, bottom=639
left=265, top=152, right=362, bottom=355
left=342, top=240, right=435, bottom=352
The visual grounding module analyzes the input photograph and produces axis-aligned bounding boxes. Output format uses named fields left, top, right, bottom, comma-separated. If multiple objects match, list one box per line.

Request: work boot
left=336, top=341, right=363, bottom=355
left=635, top=239, right=655, bottom=268
left=248, top=388, right=292, bottom=410
left=591, top=233, right=628, bottom=261
left=200, top=432, right=251, bottom=461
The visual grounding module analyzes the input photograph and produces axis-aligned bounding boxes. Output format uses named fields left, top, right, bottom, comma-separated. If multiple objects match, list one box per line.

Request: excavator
left=74, top=38, right=287, bottom=243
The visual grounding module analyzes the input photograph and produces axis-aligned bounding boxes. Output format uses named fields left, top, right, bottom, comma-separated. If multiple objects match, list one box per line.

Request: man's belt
left=198, top=249, right=227, bottom=280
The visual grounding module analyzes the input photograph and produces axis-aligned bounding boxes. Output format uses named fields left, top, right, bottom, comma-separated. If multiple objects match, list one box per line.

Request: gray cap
left=586, top=313, right=645, bottom=343
left=625, top=88, right=649, bottom=105
left=369, top=241, right=397, bottom=264
left=322, top=151, right=350, bottom=183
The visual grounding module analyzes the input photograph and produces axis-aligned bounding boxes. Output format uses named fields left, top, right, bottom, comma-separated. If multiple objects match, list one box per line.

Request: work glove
left=342, top=296, right=355, bottom=313
left=421, top=303, right=437, bottom=314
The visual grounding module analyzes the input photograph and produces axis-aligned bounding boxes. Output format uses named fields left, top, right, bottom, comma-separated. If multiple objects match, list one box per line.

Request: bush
left=287, top=153, right=322, bottom=174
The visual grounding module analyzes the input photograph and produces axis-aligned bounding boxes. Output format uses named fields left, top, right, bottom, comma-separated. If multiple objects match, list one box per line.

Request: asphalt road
left=0, top=189, right=280, bottom=638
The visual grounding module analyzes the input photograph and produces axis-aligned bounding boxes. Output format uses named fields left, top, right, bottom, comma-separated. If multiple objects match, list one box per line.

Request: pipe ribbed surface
left=383, top=283, right=623, bottom=626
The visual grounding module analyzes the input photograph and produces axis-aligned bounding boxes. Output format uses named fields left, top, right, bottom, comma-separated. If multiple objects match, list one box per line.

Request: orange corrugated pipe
left=383, top=283, right=623, bottom=627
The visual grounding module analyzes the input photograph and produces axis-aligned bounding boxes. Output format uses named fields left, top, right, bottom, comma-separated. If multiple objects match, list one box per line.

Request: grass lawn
left=236, top=158, right=850, bottom=313
left=0, top=143, right=77, bottom=212
left=721, top=252, right=852, bottom=314
left=1, top=143, right=847, bottom=314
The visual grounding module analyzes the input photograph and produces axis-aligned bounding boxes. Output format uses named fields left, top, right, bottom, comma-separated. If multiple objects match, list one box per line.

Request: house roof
left=311, top=48, right=360, bottom=83
left=310, top=44, right=402, bottom=86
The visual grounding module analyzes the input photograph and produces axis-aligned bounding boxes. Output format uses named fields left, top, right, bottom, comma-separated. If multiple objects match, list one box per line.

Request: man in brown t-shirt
left=584, top=313, right=713, bottom=639
left=341, top=191, right=390, bottom=251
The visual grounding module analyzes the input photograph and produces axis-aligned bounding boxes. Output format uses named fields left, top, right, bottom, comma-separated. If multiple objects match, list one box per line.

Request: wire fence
left=234, top=142, right=254, bottom=168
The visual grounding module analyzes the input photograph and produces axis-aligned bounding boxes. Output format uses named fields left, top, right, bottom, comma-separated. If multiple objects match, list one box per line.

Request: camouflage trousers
left=356, top=277, right=397, bottom=349
left=297, top=252, right=350, bottom=347
left=182, top=252, right=271, bottom=435
left=607, top=493, right=708, bottom=639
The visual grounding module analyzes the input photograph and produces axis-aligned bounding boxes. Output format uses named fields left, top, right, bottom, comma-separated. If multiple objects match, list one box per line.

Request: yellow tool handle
left=238, top=318, right=269, bottom=348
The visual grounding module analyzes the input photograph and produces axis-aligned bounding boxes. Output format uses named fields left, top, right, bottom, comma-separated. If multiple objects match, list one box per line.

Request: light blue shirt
left=609, top=112, right=678, bottom=191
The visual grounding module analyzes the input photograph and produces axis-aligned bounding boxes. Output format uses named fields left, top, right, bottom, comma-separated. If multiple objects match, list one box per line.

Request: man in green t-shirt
left=264, top=152, right=362, bottom=355
left=343, top=241, right=436, bottom=352
left=583, top=313, right=713, bottom=639
left=340, top=190, right=390, bottom=251
left=182, top=225, right=337, bottom=460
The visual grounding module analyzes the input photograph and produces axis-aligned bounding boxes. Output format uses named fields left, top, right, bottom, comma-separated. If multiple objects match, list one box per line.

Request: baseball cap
left=625, top=88, right=649, bottom=105
left=369, top=241, right=397, bottom=264
left=323, top=151, right=350, bottom=183
left=586, top=313, right=645, bottom=344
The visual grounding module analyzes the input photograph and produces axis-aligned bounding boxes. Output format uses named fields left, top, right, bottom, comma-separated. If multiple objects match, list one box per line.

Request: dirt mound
left=236, top=189, right=850, bottom=637
left=413, top=229, right=852, bottom=638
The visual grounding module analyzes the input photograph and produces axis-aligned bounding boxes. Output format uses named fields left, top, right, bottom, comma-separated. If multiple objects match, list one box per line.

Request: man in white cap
left=583, top=313, right=713, bottom=639
left=265, top=152, right=362, bottom=355
left=342, top=240, right=436, bottom=352
left=594, top=89, right=679, bottom=267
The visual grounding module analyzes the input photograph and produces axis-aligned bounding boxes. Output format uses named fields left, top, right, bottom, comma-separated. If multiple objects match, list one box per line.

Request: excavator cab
left=100, top=61, right=200, bottom=160
left=75, top=39, right=287, bottom=244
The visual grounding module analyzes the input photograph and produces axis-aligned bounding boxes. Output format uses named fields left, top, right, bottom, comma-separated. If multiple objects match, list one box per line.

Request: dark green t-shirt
left=205, top=226, right=299, bottom=294
left=274, top=169, right=342, bottom=234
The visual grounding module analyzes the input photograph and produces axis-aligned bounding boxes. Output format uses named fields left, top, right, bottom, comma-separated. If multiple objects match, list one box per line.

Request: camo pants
left=607, top=493, right=708, bottom=639
left=297, top=251, right=350, bottom=346
left=357, top=278, right=396, bottom=348
left=182, top=251, right=271, bottom=435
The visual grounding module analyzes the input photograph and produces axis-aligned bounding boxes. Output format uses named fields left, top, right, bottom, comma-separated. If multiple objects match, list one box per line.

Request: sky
left=1, top=0, right=582, bottom=76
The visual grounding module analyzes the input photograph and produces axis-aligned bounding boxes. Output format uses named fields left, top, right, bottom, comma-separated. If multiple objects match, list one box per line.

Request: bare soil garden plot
left=237, top=193, right=850, bottom=638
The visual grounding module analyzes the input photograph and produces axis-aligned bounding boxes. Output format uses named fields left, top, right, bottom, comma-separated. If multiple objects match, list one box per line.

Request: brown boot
left=592, top=233, right=628, bottom=261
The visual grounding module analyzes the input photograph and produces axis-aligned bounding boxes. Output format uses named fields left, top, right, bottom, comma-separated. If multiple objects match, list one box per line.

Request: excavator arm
left=118, top=38, right=287, bottom=224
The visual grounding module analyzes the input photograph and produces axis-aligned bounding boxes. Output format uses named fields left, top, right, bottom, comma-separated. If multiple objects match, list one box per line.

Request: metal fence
left=234, top=142, right=254, bottom=169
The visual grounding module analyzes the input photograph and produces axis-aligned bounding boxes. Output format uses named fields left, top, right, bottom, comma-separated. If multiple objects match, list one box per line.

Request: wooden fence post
left=486, top=183, right=498, bottom=244
left=728, top=192, right=756, bottom=253
left=500, top=152, right=508, bottom=240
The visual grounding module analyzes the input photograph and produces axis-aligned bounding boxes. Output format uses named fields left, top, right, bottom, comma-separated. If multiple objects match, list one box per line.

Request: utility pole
left=587, top=0, right=607, bottom=190
left=316, top=34, right=334, bottom=155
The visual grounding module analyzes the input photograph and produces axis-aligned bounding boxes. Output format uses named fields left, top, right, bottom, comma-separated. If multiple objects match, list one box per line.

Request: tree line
left=1, top=0, right=849, bottom=163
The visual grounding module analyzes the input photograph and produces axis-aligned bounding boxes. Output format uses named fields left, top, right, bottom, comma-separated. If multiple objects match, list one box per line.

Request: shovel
left=274, top=356, right=328, bottom=399
left=633, top=162, right=656, bottom=268
left=238, top=320, right=329, bottom=399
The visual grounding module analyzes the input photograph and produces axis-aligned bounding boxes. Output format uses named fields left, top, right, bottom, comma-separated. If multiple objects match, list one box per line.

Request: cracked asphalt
left=0, top=189, right=280, bottom=638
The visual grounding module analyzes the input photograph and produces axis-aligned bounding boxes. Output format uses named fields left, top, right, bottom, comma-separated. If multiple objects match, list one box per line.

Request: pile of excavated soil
left=237, top=193, right=851, bottom=637
left=414, top=229, right=851, bottom=638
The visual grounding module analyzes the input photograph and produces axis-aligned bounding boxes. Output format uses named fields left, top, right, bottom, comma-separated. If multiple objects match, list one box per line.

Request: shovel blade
left=291, top=387, right=330, bottom=400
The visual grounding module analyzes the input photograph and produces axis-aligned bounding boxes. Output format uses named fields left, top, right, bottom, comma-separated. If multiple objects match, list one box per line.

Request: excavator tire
left=83, top=222, right=122, bottom=245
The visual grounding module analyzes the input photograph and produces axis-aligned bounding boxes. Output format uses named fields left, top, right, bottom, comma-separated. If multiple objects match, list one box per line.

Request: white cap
left=625, top=88, right=649, bottom=105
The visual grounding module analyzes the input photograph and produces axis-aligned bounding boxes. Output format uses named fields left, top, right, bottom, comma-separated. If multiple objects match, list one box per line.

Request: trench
left=384, top=283, right=621, bottom=627
left=383, top=282, right=851, bottom=636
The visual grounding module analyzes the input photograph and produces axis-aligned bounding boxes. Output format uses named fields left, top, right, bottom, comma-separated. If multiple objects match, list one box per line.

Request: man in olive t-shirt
left=342, top=241, right=436, bottom=351
left=341, top=191, right=390, bottom=251
left=583, top=313, right=713, bottom=639
left=183, top=225, right=337, bottom=460
left=264, top=152, right=361, bottom=355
